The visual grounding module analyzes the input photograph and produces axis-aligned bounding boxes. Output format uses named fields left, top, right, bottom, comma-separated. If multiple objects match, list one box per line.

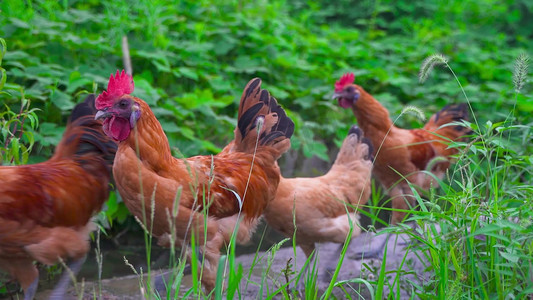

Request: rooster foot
left=351, top=233, right=391, bottom=260
left=23, top=277, right=38, bottom=300
left=351, top=229, right=417, bottom=260
left=153, top=248, right=204, bottom=293
left=48, top=255, right=86, bottom=300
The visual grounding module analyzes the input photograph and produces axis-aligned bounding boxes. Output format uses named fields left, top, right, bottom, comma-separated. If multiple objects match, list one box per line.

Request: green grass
left=0, top=0, right=532, bottom=299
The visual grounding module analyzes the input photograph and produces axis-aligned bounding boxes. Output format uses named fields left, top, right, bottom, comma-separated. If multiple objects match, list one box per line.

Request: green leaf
left=50, top=89, right=74, bottom=110
left=8, top=18, right=31, bottom=29
left=36, top=122, right=64, bottom=147
left=499, top=251, right=520, bottom=263
left=201, top=140, right=221, bottom=153
left=133, top=77, right=161, bottom=106
left=21, top=144, right=29, bottom=164
left=294, top=95, right=314, bottom=109
left=266, top=85, right=289, bottom=100
left=175, top=67, right=198, bottom=81
left=67, top=71, right=93, bottom=93
left=10, top=138, right=20, bottom=164
left=0, top=38, right=6, bottom=66
left=104, top=192, right=119, bottom=224
left=303, top=140, right=329, bottom=161
left=209, top=76, right=232, bottom=93
left=0, top=68, right=6, bottom=91
left=159, top=121, right=181, bottom=133
left=179, top=126, right=195, bottom=140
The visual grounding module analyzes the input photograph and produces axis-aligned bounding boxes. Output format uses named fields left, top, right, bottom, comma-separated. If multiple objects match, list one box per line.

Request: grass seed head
left=419, top=54, right=448, bottom=83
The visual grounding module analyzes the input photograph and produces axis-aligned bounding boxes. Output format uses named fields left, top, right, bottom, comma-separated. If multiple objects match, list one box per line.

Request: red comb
left=95, top=70, right=134, bottom=110
left=334, top=72, right=355, bottom=92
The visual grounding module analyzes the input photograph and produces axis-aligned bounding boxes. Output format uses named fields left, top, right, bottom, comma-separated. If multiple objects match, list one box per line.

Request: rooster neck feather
left=352, top=89, right=393, bottom=133
left=122, top=99, right=173, bottom=170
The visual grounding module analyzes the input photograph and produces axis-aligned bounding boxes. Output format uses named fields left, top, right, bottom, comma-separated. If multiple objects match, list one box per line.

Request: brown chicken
left=0, top=95, right=117, bottom=300
left=332, top=72, right=470, bottom=224
left=94, top=71, right=294, bottom=293
left=263, top=126, right=373, bottom=271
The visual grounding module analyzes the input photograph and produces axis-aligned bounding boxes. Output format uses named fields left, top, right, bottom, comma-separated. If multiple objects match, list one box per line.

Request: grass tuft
left=513, top=53, right=530, bottom=93
left=400, top=105, right=427, bottom=122
left=419, top=54, right=448, bottom=83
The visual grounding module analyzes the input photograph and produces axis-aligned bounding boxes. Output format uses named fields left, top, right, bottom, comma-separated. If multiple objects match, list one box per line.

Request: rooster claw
left=153, top=264, right=194, bottom=294
left=347, top=126, right=374, bottom=161
left=351, top=232, right=391, bottom=260
left=348, top=125, right=363, bottom=137
left=351, top=231, right=416, bottom=260
left=153, top=248, right=204, bottom=293
left=361, top=137, right=375, bottom=161
left=153, top=271, right=175, bottom=293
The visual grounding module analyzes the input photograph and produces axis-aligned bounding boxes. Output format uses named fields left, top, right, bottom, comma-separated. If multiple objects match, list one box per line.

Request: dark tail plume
left=234, top=78, right=294, bottom=156
left=424, top=103, right=471, bottom=139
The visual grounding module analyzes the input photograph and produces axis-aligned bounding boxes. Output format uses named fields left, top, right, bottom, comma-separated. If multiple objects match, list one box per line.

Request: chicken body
left=333, top=73, right=470, bottom=224
left=264, top=126, right=373, bottom=258
left=0, top=95, right=117, bottom=299
left=95, top=72, right=294, bottom=292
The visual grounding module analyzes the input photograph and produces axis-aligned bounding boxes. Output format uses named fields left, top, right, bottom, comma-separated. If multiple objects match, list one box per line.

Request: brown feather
left=342, top=83, right=470, bottom=223
left=110, top=78, right=293, bottom=292
left=264, top=127, right=373, bottom=258
left=0, top=95, right=116, bottom=294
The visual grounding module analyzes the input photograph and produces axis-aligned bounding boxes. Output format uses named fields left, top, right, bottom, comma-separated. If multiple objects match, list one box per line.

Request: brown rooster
left=94, top=71, right=294, bottom=293
left=332, top=72, right=470, bottom=225
left=0, top=95, right=117, bottom=299
left=263, top=126, right=373, bottom=280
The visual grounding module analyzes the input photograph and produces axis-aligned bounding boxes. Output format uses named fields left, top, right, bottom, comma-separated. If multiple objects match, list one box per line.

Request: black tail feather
left=348, top=125, right=363, bottom=137
left=259, top=101, right=294, bottom=146
left=434, top=103, right=469, bottom=124
left=362, top=137, right=374, bottom=161
left=70, top=94, right=98, bottom=123
left=237, top=78, right=294, bottom=150
left=347, top=125, right=374, bottom=161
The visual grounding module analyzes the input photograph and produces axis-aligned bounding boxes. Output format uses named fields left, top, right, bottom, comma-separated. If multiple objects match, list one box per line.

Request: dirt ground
left=24, top=228, right=430, bottom=299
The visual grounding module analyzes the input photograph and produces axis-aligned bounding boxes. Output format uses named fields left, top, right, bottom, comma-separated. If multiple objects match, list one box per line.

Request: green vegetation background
left=1, top=0, right=532, bottom=238
left=0, top=1, right=532, bottom=297
left=1, top=0, right=532, bottom=233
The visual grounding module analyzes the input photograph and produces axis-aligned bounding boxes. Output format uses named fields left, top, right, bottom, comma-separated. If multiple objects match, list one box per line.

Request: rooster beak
left=95, top=110, right=111, bottom=120
left=332, top=92, right=343, bottom=100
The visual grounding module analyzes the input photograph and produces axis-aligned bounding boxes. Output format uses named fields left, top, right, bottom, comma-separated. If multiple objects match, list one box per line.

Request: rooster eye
left=346, top=86, right=356, bottom=93
left=119, top=100, right=128, bottom=108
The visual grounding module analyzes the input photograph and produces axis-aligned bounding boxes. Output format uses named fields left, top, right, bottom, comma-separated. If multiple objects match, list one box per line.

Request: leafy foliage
left=0, top=0, right=532, bottom=298
left=0, top=38, right=39, bottom=165
left=1, top=0, right=531, bottom=161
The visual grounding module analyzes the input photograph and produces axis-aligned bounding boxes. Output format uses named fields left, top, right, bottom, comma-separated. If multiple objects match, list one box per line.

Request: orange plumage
left=0, top=95, right=117, bottom=299
left=333, top=73, right=470, bottom=224
left=95, top=73, right=294, bottom=292
left=263, top=126, right=373, bottom=261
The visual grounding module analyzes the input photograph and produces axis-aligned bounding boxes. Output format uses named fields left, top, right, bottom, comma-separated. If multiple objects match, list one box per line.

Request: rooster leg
left=153, top=271, right=171, bottom=294
left=351, top=232, right=391, bottom=260
left=322, top=240, right=352, bottom=282
left=295, top=243, right=317, bottom=294
left=0, top=258, right=39, bottom=300
left=390, top=184, right=416, bottom=225
left=48, top=255, right=86, bottom=300
left=182, top=247, right=204, bottom=275
left=23, top=277, right=38, bottom=300
left=153, top=247, right=204, bottom=292
left=199, top=232, right=224, bottom=295
left=351, top=227, right=416, bottom=260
